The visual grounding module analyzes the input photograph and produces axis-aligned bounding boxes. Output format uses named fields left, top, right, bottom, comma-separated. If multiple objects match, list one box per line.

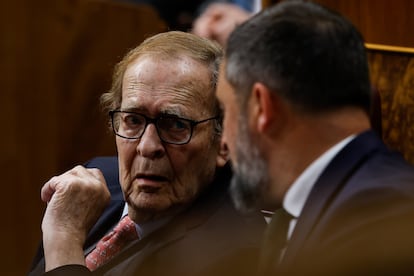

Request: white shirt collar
left=122, top=203, right=172, bottom=239
left=283, top=135, right=355, bottom=219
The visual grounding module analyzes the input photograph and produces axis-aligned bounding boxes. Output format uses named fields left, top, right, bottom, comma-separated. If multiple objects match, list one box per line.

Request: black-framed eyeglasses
left=109, top=110, right=219, bottom=145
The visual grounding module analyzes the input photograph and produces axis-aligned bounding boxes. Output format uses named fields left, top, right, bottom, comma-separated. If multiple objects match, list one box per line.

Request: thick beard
left=230, top=119, right=269, bottom=213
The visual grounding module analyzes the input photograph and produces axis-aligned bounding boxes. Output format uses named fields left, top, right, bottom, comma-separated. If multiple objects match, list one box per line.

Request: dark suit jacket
left=274, top=130, right=414, bottom=276
left=29, top=157, right=265, bottom=276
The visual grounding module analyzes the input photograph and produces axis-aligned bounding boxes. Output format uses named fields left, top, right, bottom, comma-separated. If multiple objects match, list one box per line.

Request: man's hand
left=41, top=165, right=111, bottom=271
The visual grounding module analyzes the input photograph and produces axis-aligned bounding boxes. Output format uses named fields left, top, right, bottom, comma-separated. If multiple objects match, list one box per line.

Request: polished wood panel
left=313, top=0, right=414, bottom=48
left=0, top=0, right=166, bottom=274
left=367, top=48, right=414, bottom=164
left=313, top=0, right=414, bottom=164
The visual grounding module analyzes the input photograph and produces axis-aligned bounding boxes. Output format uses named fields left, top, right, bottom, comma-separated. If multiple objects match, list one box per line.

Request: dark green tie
left=258, top=208, right=292, bottom=275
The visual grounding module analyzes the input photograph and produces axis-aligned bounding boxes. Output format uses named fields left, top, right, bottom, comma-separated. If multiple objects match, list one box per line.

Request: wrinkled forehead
left=122, top=54, right=215, bottom=116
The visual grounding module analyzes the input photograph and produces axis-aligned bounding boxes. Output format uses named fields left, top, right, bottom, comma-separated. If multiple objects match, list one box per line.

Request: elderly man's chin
left=127, top=193, right=180, bottom=222
left=127, top=194, right=173, bottom=219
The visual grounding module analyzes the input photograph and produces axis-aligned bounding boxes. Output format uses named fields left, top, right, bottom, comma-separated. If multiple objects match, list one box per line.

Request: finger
left=41, top=166, right=87, bottom=203
left=41, top=176, right=59, bottom=203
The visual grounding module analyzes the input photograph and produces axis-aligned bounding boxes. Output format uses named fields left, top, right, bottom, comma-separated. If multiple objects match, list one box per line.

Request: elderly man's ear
left=216, top=140, right=229, bottom=167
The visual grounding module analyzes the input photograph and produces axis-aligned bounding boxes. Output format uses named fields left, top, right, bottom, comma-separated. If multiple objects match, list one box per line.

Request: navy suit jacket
left=29, top=157, right=265, bottom=276
left=275, top=131, right=414, bottom=275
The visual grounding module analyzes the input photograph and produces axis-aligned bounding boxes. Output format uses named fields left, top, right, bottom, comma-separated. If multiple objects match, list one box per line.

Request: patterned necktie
left=258, top=208, right=292, bottom=275
left=85, top=215, right=139, bottom=271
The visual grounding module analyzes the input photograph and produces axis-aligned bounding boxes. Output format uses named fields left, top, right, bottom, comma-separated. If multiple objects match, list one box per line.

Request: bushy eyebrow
left=160, top=110, right=199, bottom=121
left=120, top=106, right=190, bottom=119
left=119, top=106, right=146, bottom=113
left=158, top=106, right=184, bottom=117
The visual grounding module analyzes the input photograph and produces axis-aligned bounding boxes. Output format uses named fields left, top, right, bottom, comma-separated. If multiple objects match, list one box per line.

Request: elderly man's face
left=117, top=55, right=224, bottom=222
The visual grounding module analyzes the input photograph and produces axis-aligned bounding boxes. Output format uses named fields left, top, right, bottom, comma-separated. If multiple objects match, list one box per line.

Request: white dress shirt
left=283, top=135, right=355, bottom=239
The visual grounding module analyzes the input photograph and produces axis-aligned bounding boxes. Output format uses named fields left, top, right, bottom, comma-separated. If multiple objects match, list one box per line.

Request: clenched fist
left=41, top=165, right=111, bottom=271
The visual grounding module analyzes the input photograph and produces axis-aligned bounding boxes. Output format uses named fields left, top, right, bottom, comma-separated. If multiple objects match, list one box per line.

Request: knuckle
left=88, top=168, right=104, bottom=178
left=70, top=165, right=85, bottom=175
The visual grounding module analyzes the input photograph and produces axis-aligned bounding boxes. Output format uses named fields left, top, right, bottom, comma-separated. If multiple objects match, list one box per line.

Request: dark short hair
left=226, top=0, right=371, bottom=114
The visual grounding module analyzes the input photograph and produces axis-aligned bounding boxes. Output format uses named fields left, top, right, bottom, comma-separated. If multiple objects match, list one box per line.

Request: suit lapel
left=97, top=178, right=228, bottom=274
left=83, top=198, right=124, bottom=254
left=282, top=131, right=383, bottom=266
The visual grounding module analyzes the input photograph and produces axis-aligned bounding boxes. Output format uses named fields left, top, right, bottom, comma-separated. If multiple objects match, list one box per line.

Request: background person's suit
left=277, top=130, right=414, bottom=275
left=30, top=157, right=265, bottom=276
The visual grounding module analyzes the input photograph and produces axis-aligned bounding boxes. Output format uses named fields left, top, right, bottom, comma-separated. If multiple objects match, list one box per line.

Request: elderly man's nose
left=136, top=124, right=165, bottom=159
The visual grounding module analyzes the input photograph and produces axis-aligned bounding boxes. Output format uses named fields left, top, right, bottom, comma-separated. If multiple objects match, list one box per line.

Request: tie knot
left=267, top=208, right=292, bottom=245
left=114, top=215, right=139, bottom=241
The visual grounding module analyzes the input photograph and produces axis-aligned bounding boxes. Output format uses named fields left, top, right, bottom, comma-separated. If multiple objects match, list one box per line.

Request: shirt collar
left=122, top=203, right=172, bottom=239
left=283, top=135, right=355, bottom=219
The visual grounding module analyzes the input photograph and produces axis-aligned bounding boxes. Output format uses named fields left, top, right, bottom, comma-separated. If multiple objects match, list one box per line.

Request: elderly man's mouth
left=135, top=174, right=169, bottom=192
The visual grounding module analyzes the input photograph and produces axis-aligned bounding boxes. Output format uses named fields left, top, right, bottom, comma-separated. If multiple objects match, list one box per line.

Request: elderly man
left=30, top=31, right=264, bottom=276
left=217, top=1, right=414, bottom=275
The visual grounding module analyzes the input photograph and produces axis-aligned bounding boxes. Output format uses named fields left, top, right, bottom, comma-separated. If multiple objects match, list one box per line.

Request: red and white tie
left=85, top=215, right=139, bottom=271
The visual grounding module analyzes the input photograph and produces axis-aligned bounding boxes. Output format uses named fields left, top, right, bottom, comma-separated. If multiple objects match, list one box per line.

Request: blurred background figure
left=192, top=2, right=255, bottom=46
left=120, top=0, right=260, bottom=37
